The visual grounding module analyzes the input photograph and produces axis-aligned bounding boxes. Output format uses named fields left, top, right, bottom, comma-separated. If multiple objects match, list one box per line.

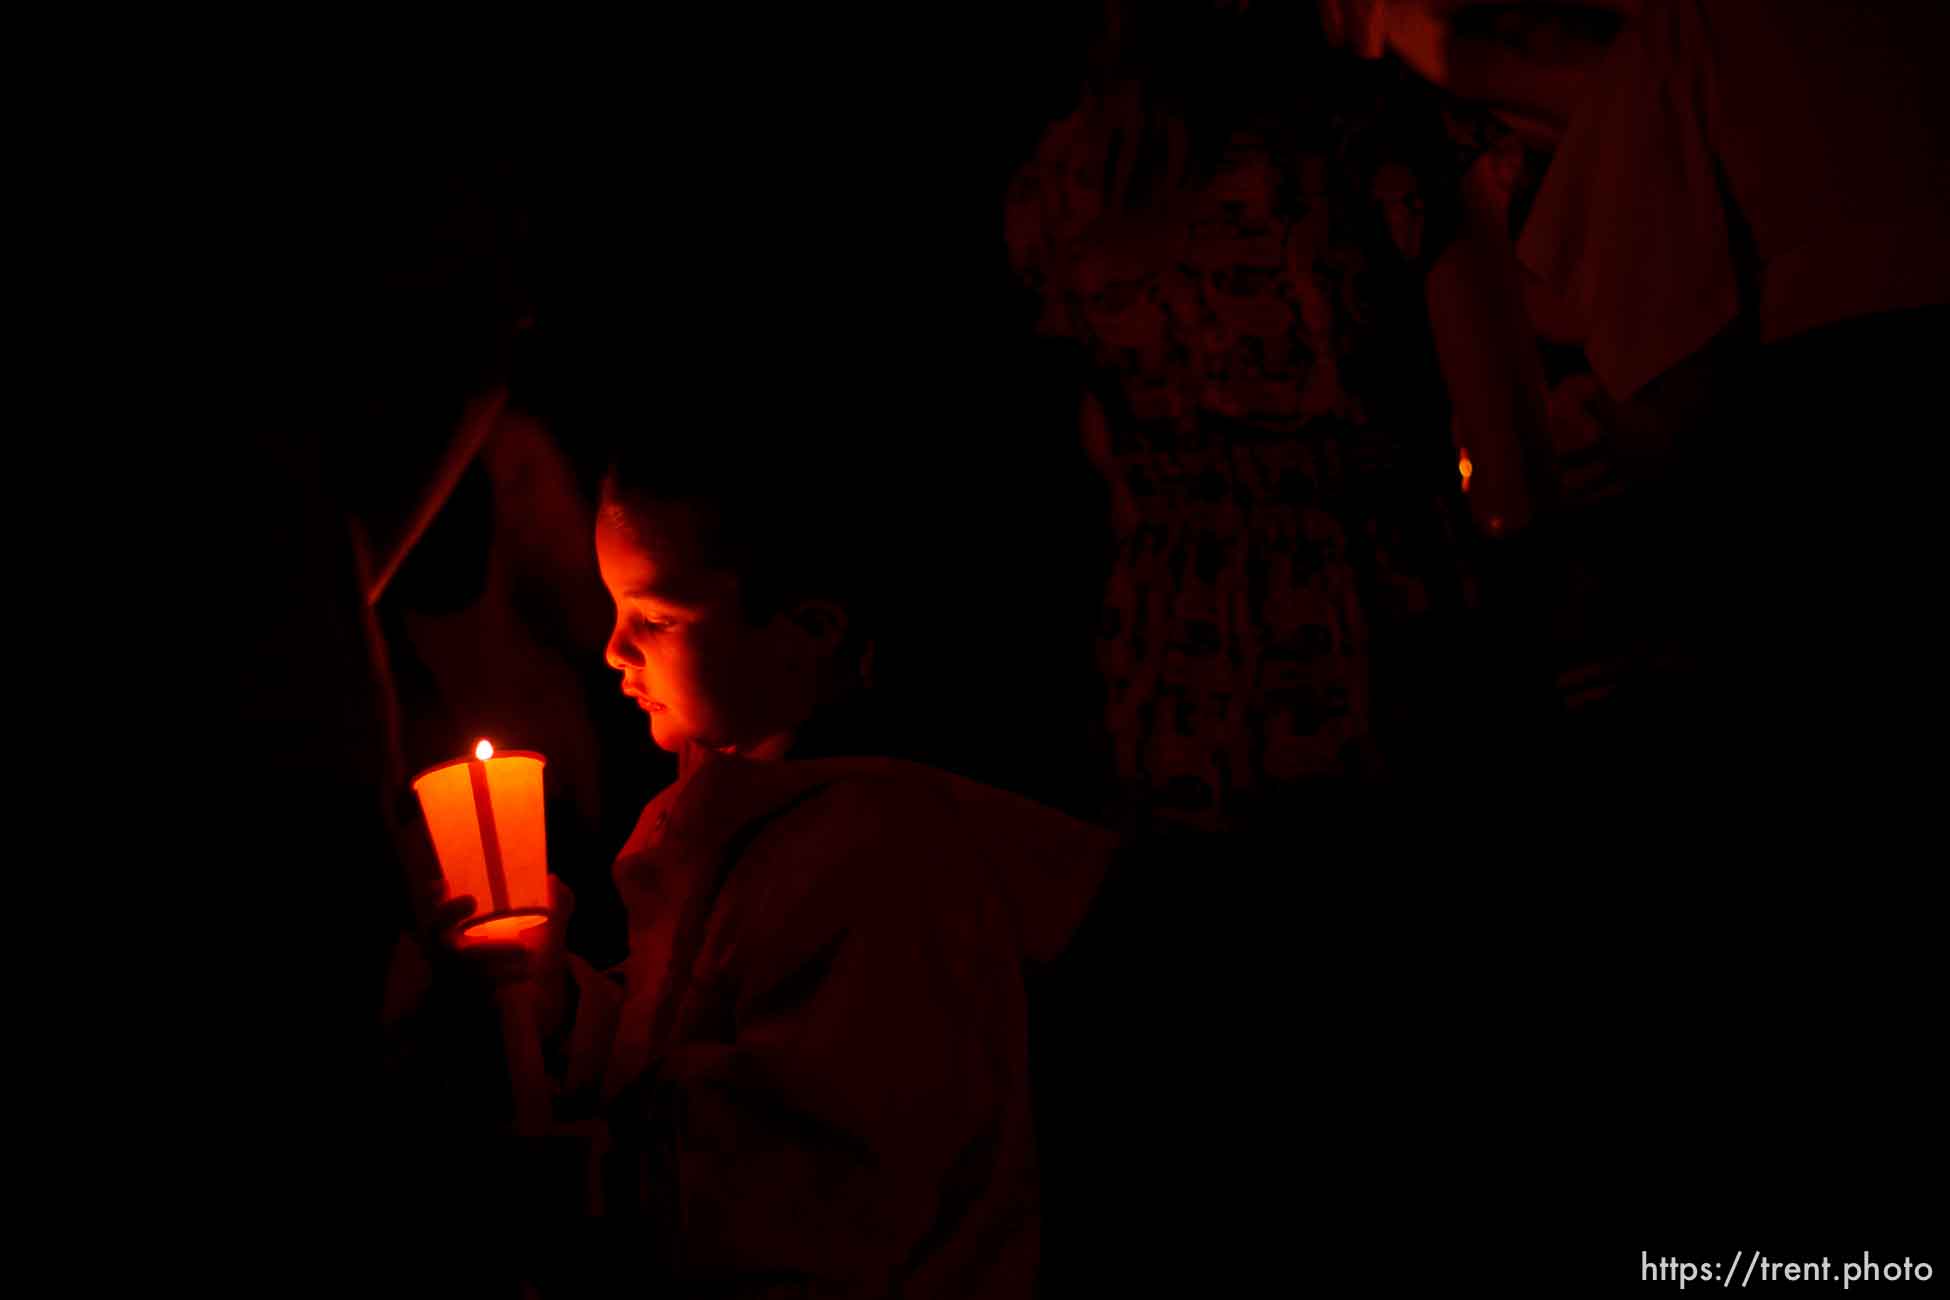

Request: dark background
left=184, top=6, right=1943, bottom=1287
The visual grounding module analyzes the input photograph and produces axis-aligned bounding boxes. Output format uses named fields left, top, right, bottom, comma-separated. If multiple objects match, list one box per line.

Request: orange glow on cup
left=412, top=740, right=550, bottom=942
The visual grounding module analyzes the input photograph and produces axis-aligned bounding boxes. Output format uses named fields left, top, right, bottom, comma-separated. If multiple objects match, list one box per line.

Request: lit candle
left=411, top=739, right=551, bottom=942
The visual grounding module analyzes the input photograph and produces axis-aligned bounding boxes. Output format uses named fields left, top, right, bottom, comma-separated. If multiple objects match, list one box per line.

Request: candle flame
left=475, top=739, right=494, bottom=761
left=1458, top=448, right=1473, bottom=494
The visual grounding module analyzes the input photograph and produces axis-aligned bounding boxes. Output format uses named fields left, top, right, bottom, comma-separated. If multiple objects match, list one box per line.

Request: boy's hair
left=599, top=430, right=878, bottom=637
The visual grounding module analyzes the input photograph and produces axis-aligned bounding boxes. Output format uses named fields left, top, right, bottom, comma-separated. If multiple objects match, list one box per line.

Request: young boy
left=416, top=435, right=1115, bottom=1294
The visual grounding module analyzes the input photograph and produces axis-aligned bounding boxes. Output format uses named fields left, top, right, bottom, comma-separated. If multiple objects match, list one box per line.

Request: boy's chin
left=647, top=713, right=690, bottom=753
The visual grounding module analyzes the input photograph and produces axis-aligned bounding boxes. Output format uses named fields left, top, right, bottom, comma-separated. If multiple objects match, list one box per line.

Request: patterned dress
left=1008, top=64, right=1495, bottom=831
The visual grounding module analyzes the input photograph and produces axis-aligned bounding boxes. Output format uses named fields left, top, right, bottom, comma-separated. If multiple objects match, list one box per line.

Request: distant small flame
left=475, top=740, right=494, bottom=761
left=1458, top=448, right=1473, bottom=494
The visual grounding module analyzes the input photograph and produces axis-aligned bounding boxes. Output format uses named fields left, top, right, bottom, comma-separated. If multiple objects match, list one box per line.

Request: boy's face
left=595, top=502, right=818, bottom=756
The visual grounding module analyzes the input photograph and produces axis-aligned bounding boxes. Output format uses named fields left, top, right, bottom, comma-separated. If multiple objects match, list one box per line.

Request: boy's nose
left=605, top=624, right=642, bottom=670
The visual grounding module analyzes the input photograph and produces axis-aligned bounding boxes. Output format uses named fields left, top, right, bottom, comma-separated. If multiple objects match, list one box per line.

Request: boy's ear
left=785, top=599, right=849, bottom=655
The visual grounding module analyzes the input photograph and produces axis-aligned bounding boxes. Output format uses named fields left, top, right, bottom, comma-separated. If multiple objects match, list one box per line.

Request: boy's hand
left=416, top=877, right=577, bottom=1037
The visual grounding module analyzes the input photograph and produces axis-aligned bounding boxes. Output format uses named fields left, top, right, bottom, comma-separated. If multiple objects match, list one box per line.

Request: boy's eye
left=633, top=612, right=675, bottom=634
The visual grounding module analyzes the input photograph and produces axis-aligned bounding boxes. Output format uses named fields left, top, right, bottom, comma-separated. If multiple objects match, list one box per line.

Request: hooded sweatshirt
left=557, top=749, right=1116, bottom=1296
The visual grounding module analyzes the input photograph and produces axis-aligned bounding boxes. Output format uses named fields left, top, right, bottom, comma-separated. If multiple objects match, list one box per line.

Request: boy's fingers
left=432, top=895, right=479, bottom=934
left=454, top=941, right=538, bottom=983
left=462, top=942, right=530, bottom=965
